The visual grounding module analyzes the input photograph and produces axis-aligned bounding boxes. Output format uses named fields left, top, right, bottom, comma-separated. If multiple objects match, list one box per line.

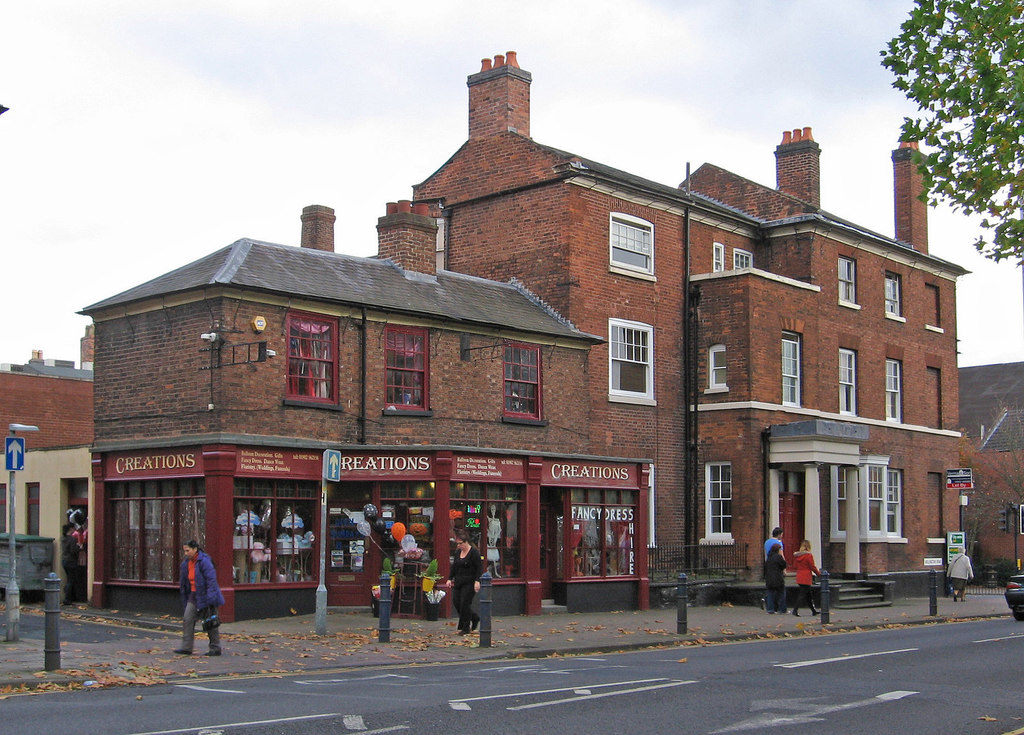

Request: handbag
left=200, top=606, right=221, bottom=631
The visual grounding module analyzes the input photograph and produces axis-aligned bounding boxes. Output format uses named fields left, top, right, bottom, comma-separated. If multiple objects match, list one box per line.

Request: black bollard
left=378, top=573, right=392, bottom=643
left=929, top=568, right=938, bottom=616
left=43, top=572, right=61, bottom=671
left=676, top=573, right=688, bottom=635
left=478, top=572, right=492, bottom=648
left=820, top=570, right=830, bottom=624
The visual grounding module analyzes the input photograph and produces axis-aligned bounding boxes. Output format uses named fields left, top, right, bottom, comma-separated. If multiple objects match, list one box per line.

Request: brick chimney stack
left=775, top=127, right=821, bottom=208
left=80, top=324, right=95, bottom=369
left=892, top=141, right=928, bottom=253
left=468, top=50, right=531, bottom=140
left=300, top=204, right=336, bottom=252
left=376, top=201, right=438, bottom=275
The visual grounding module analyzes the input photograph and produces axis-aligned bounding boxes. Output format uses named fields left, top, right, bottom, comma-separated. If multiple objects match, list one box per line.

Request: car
left=1006, top=573, right=1024, bottom=621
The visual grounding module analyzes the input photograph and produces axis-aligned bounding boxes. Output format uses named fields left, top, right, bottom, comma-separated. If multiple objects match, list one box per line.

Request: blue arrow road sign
left=322, top=449, right=341, bottom=482
left=5, top=436, right=26, bottom=471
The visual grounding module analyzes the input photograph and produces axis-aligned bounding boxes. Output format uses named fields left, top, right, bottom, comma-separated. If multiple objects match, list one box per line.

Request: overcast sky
left=2, top=1, right=1021, bottom=369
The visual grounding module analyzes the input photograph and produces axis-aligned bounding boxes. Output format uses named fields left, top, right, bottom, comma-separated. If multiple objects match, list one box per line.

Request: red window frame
left=385, top=326, right=428, bottom=410
left=503, top=343, right=541, bottom=419
left=286, top=312, right=337, bottom=403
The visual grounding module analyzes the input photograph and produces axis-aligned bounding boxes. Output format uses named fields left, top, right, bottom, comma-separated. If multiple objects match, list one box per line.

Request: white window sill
left=839, top=410, right=858, bottom=417
left=704, top=386, right=729, bottom=395
left=699, top=536, right=735, bottom=545
left=609, top=264, right=657, bottom=282
left=925, top=324, right=944, bottom=334
left=838, top=300, right=861, bottom=310
left=608, top=393, right=657, bottom=406
left=884, top=313, right=907, bottom=323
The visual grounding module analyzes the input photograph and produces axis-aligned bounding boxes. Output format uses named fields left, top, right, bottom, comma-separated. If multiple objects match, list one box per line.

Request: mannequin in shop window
left=487, top=506, right=502, bottom=577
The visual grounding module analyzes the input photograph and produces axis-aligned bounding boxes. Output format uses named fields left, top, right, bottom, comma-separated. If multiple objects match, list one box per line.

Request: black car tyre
left=1013, top=609, right=1024, bottom=621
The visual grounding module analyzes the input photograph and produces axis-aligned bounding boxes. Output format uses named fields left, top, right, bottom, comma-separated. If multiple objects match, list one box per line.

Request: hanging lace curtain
left=288, top=318, right=334, bottom=399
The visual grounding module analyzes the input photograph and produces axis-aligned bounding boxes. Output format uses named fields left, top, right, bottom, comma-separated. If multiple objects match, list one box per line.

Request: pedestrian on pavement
left=764, top=527, right=784, bottom=559
left=948, top=549, right=974, bottom=602
left=764, top=541, right=787, bottom=614
left=446, top=529, right=481, bottom=634
left=60, top=523, right=81, bottom=605
left=791, top=539, right=819, bottom=617
left=175, top=540, right=225, bottom=656
left=72, top=518, right=89, bottom=602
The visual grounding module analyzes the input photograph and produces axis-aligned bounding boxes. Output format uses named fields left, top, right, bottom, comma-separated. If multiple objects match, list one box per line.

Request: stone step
left=541, top=599, right=567, bottom=615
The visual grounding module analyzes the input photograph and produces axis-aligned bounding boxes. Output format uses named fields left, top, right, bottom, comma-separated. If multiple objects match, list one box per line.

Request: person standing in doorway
left=175, top=540, right=225, bottom=656
left=764, top=542, right=787, bottom=614
left=60, top=523, right=81, bottom=605
left=791, top=540, right=820, bottom=617
left=764, top=527, right=784, bottom=559
left=948, top=549, right=974, bottom=602
left=446, top=529, right=482, bottom=635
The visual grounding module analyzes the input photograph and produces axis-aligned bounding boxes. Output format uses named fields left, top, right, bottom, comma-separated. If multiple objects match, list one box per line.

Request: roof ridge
left=213, top=239, right=254, bottom=284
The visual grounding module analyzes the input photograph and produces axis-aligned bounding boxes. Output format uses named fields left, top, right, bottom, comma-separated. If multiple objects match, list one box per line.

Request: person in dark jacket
left=60, top=523, right=80, bottom=605
left=445, top=529, right=482, bottom=634
left=764, top=542, right=788, bottom=614
left=175, top=540, right=225, bottom=656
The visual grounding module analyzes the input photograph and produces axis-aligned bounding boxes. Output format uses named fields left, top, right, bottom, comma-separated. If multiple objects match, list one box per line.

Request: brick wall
left=0, top=372, right=93, bottom=449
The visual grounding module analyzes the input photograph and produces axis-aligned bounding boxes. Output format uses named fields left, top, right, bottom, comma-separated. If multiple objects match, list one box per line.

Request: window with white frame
left=834, top=468, right=847, bottom=535
left=885, top=358, right=902, bottom=422
left=705, top=462, right=732, bottom=538
left=838, top=256, right=857, bottom=304
left=839, top=348, right=857, bottom=415
left=884, top=272, right=902, bottom=317
left=609, top=319, right=654, bottom=401
left=733, top=248, right=753, bottom=269
left=866, top=465, right=902, bottom=537
left=781, top=332, right=801, bottom=406
left=712, top=242, right=725, bottom=272
left=708, top=344, right=727, bottom=390
left=609, top=213, right=654, bottom=275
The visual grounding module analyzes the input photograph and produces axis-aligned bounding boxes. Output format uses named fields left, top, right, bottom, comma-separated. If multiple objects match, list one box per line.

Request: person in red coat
left=791, top=539, right=820, bottom=617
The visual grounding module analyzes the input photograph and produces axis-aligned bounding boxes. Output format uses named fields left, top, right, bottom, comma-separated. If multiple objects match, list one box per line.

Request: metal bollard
left=43, top=572, right=61, bottom=671
left=819, top=570, right=830, bottom=624
left=676, top=573, right=688, bottom=635
left=378, top=573, right=392, bottom=643
left=929, top=568, right=938, bottom=616
left=478, top=572, right=492, bottom=648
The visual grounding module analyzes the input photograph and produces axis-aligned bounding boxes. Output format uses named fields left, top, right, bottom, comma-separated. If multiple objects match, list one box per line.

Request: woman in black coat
left=764, top=542, right=788, bottom=614
left=446, top=529, right=482, bottom=634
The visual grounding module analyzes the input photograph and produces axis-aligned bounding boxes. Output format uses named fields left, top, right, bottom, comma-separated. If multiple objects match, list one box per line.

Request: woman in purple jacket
left=175, top=540, right=226, bottom=656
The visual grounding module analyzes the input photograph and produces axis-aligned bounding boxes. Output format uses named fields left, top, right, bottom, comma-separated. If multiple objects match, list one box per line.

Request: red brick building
left=83, top=202, right=648, bottom=620
left=411, top=52, right=966, bottom=581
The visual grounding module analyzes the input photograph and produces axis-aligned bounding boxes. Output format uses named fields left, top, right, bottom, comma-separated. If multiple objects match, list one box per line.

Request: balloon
left=372, top=518, right=387, bottom=534
left=400, top=533, right=417, bottom=551
left=390, top=522, right=407, bottom=542
left=356, top=520, right=371, bottom=537
left=363, top=504, right=378, bottom=521
left=382, top=533, right=398, bottom=549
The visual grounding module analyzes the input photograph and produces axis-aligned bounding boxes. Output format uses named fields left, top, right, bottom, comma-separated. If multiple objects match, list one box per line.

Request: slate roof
left=82, top=239, right=599, bottom=344
left=959, top=361, right=1024, bottom=441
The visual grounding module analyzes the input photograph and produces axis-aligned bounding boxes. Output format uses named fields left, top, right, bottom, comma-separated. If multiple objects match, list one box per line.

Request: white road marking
left=774, top=647, right=917, bottom=668
left=450, top=677, right=677, bottom=705
left=712, top=691, right=917, bottom=733
left=449, top=678, right=696, bottom=711
left=295, top=673, right=410, bottom=685
left=342, top=714, right=366, bottom=730
left=175, top=684, right=245, bottom=694
left=507, top=679, right=696, bottom=710
left=125, top=712, right=348, bottom=735
left=974, top=633, right=1024, bottom=643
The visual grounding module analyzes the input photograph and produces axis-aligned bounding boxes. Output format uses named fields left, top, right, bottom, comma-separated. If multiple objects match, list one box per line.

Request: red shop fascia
left=91, top=444, right=650, bottom=621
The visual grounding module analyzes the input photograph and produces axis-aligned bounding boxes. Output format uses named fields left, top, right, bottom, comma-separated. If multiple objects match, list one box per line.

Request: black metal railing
left=648, top=542, right=750, bottom=581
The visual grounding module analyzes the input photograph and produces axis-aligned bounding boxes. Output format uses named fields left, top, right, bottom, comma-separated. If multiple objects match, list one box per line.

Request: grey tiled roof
left=82, top=239, right=600, bottom=343
left=959, top=362, right=1024, bottom=439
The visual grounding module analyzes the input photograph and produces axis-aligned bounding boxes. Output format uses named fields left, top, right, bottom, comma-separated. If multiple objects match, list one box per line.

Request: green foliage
left=422, top=558, right=440, bottom=580
left=382, top=557, right=394, bottom=575
left=992, top=558, right=1019, bottom=586
left=881, top=0, right=1024, bottom=261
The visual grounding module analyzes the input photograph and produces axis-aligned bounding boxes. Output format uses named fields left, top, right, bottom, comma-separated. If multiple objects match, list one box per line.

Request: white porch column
left=844, top=465, right=861, bottom=574
left=803, top=463, right=822, bottom=561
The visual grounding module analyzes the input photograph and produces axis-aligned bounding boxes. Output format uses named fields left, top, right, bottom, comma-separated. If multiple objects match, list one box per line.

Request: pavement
left=0, top=593, right=1013, bottom=693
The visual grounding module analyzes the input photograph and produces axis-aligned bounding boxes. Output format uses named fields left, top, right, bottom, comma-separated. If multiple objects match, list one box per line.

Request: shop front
left=92, top=445, right=649, bottom=621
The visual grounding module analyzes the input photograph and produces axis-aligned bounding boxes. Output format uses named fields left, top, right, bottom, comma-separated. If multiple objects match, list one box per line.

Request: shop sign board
left=542, top=459, right=637, bottom=488
left=452, top=454, right=524, bottom=482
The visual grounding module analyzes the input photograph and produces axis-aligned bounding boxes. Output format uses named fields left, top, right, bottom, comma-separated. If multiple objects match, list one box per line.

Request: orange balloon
left=390, top=522, right=406, bottom=542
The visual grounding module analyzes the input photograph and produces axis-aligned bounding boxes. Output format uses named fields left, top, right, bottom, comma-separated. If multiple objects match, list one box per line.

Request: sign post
left=315, top=450, right=341, bottom=635
left=5, top=424, right=39, bottom=642
left=946, top=468, right=974, bottom=531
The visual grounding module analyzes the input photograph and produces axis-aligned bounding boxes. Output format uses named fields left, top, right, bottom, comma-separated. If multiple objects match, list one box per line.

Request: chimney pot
left=775, top=126, right=821, bottom=208
left=412, top=202, right=431, bottom=216
left=802, top=127, right=814, bottom=142
left=505, top=51, right=518, bottom=68
left=781, top=130, right=792, bottom=145
left=481, top=58, right=492, bottom=72
left=386, top=202, right=398, bottom=215
left=397, top=199, right=412, bottom=214
left=377, top=198, right=439, bottom=276
left=494, top=54, right=505, bottom=68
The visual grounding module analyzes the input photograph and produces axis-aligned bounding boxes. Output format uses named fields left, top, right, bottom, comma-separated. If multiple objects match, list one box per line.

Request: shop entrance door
left=325, top=483, right=374, bottom=607
left=539, top=492, right=562, bottom=600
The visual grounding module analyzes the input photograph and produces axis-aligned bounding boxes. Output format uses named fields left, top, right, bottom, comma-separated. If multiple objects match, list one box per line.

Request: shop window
left=503, top=343, right=541, bottom=419
left=108, top=479, right=205, bottom=582
left=233, top=479, right=317, bottom=585
left=450, top=483, right=522, bottom=579
left=385, top=326, right=428, bottom=409
left=286, top=312, right=336, bottom=402
left=569, top=488, right=637, bottom=577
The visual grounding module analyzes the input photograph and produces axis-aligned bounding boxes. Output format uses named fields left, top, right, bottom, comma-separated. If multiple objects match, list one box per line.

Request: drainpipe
left=359, top=308, right=367, bottom=444
left=682, top=164, right=700, bottom=566
left=761, top=428, right=772, bottom=549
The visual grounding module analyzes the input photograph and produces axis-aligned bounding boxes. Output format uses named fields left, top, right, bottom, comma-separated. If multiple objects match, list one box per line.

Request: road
left=3, top=617, right=1022, bottom=735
